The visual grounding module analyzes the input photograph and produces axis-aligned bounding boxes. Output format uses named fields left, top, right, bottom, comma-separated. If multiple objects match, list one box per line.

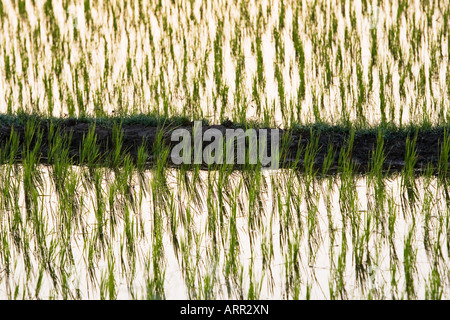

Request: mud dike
left=0, top=117, right=448, bottom=175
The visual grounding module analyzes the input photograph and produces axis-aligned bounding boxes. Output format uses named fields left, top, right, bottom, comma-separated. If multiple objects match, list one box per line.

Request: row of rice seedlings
left=0, top=120, right=138, bottom=298
left=0, top=172, right=442, bottom=300
left=2, top=120, right=450, bottom=298
left=1, top=0, right=448, bottom=128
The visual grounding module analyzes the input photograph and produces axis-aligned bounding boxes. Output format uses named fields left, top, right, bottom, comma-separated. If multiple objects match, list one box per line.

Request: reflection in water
left=0, top=165, right=448, bottom=299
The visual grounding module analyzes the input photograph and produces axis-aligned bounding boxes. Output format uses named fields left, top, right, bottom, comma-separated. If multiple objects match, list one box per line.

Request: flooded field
left=1, top=164, right=450, bottom=299
left=0, top=0, right=449, bottom=300
left=0, top=0, right=448, bottom=126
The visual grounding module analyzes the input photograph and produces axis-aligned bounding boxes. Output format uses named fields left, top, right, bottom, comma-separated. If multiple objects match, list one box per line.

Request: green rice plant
left=34, top=263, right=45, bottom=299
left=438, top=128, right=450, bottom=193
left=47, top=124, right=73, bottom=195
left=425, top=266, right=443, bottom=300
left=0, top=0, right=4, bottom=24
left=92, top=167, right=107, bottom=247
left=275, top=62, right=286, bottom=121
left=304, top=131, right=321, bottom=264
left=224, top=178, right=242, bottom=291
left=330, top=231, right=348, bottom=300
left=338, top=128, right=355, bottom=227
left=422, top=164, right=434, bottom=257
left=147, top=128, right=171, bottom=300
left=179, top=236, right=197, bottom=299
left=403, top=222, right=417, bottom=299
left=3, top=50, right=11, bottom=81
left=304, top=129, right=320, bottom=180
left=368, top=129, right=387, bottom=233
left=339, top=78, right=349, bottom=126
left=0, top=125, right=20, bottom=167
left=284, top=229, right=302, bottom=299
left=79, top=124, right=101, bottom=187
left=22, top=120, right=44, bottom=221
left=244, top=168, right=265, bottom=246
left=247, top=255, right=263, bottom=300
left=0, top=229, right=11, bottom=279
left=43, top=74, right=54, bottom=116
left=109, top=121, right=125, bottom=168
left=354, top=210, right=372, bottom=290
left=401, top=130, right=419, bottom=214
left=256, top=33, right=265, bottom=90
left=106, top=249, right=117, bottom=300
left=356, top=63, right=366, bottom=126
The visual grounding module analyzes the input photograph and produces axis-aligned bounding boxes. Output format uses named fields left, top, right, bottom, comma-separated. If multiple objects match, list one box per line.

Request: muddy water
left=0, top=165, right=449, bottom=299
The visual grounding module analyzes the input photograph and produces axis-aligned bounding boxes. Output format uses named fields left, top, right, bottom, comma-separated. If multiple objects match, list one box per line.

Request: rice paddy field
left=0, top=0, right=449, bottom=300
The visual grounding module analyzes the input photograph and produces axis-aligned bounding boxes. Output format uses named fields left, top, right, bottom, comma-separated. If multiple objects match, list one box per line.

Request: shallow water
left=0, top=165, right=449, bottom=299
left=0, top=0, right=449, bottom=300
left=0, top=0, right=448, bottom=126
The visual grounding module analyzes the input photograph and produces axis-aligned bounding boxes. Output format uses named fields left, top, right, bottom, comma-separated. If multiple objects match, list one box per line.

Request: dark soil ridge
left=0, top=119, right=448, bottom=175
